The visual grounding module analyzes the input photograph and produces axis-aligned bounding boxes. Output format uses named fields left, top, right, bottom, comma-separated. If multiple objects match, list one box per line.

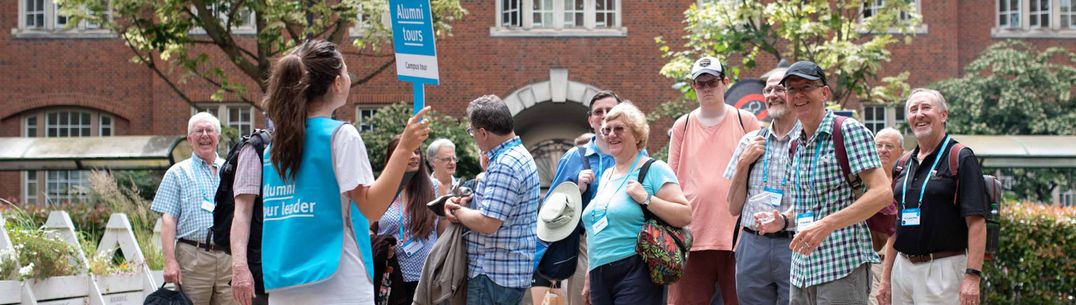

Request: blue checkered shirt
left=465, top=137, right=540, bottom=288
left=152, top=154, right=223, bottom=244
left=785, top=111, right=882, bottom=288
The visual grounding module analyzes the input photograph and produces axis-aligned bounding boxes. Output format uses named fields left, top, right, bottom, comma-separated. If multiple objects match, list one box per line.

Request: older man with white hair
left=153, top=112, right=235, bottom=305
left=427, top=138, right=459, bottom=197
left=877, top=89, right=988, bottom=305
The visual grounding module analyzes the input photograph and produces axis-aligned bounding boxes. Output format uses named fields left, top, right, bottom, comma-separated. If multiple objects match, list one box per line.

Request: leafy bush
left=363, top=103, right=481, bottom=180
left=985, top=201, right=1076, bottom=304
left=0, top=249, right=16, bottom=280
left=4, top=226, right=82, bottom=280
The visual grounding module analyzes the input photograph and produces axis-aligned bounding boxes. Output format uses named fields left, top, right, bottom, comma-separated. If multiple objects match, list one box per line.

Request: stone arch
left=0, top=93, right=133, bottom=122
left=501, top=69, right=604, bottom=116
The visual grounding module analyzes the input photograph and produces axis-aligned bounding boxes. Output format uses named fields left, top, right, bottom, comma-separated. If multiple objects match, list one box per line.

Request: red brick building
left=2, top=0, right=1074, bottom=204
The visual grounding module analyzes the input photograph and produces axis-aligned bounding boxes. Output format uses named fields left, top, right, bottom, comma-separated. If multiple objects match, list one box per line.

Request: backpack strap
left=831, top=116, right=854, bottom=187
left=577, top=147, right=590, bottom=171
left=736, top=107, right=746, bottom=132
left=948, top=143, right=967, bottom=206
left=637, top=158, right=658, bottom=221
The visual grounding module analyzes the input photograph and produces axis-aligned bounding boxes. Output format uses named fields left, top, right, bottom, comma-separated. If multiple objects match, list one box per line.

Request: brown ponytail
left=386, top=136, right=437, bottom=238
left=262, top=40, right=344, bottom=181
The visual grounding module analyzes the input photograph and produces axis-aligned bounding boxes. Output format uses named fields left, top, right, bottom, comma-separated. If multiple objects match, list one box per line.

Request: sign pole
left=413, top=82, right=425, bottom=115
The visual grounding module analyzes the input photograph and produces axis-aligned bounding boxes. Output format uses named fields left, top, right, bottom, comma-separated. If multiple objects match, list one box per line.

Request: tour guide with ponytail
left=240, top=39, right=431, bottom=305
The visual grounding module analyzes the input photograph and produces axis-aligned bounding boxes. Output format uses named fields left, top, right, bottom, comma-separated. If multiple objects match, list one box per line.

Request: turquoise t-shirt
left=581, top=159, right=679, bottom=270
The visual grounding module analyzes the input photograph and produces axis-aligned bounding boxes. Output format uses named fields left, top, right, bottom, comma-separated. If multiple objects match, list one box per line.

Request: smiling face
left=783, top=77, right=829, bottom=121
left=588, top=97, right=618, bottom=134
left=406, top=147, right=423, bottom=172
left=187, top=120, right=220, bottom=161
left=432, top=145, right=457, bottom=175
left=764, top=73, right=791, bottom=119
left=601, top=117, right=638, bottom=158
left=875, top=131, right=903, bottom=172
left=906, top=92, right=948, bottom=140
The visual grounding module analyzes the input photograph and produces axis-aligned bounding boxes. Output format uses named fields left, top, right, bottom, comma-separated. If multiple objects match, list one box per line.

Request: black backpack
left=211, top=129, right=270, bottom=294
left=535, top=148, right=589, bottom=281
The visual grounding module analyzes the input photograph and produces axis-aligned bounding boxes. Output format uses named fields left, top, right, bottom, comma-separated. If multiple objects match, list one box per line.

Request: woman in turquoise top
left=375, top=135, right=444, bottom=300
left=580, top=103, right=692, bottom=305
left=253, top=39, right=430, bottom=305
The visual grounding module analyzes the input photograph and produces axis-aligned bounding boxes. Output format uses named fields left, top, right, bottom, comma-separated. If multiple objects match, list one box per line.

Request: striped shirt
left=785, top=111, right=882, bottom=288
left=152, top=154, right=224, bottom=244
left=723, top=122, right=802, bottom=231
left=465, top=137, right=541, bottom=288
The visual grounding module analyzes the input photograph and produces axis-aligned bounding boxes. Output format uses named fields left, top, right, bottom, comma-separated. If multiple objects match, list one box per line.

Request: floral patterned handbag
left=634, top=159, right=693, bottom=285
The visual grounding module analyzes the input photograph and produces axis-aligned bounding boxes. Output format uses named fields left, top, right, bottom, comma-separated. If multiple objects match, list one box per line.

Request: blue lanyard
left=395, top=197, right=408, bottom=242
left=901, top=135, right=950, bottom=209
left=792, top=137, right=830, bottom=194
left=490, top=138, right=521, bottom=162
left=591, top=153, right=643, bottom=220
left=759, top=133, right=791, bottom=186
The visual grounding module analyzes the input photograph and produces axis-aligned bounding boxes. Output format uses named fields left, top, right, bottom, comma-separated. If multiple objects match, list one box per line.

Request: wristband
left=965, top=268, right=982, bottom=277
left=780, top=213, right=789, bottom=231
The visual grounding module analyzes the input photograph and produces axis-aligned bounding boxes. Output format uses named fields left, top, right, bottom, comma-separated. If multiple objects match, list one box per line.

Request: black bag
left=144, top=283, right=193, bottom=305
left=210, top=129, right=271, bottom=294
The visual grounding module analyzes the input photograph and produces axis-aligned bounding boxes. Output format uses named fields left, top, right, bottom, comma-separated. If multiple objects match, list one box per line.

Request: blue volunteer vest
left=261, top=117, right=375, bottom=291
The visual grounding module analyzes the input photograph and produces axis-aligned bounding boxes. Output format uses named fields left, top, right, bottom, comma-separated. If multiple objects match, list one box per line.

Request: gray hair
left=906, top=88, right=948, bottom=114
left=466, top=95, right=514, bottom=135
left=426, top=138, right=456, bottom=161
left=876, top=127, right=904, bottom=145
left=188, top=112, right=222, bottom=135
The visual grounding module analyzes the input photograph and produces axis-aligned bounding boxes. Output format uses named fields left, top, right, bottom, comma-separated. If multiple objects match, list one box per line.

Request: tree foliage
left=657, top=0, right=919, bottom=108
left=362, top=103, right=481, bottom=180
left=932, top=41, right=1076, bottom=202
left=58, top=0, right=465, bottom=108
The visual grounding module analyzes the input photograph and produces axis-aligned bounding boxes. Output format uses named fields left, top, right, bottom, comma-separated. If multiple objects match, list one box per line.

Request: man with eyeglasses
left=533, top=91, right=633, bottom=305
left=668, top=57, right=761, bottom=305
left=723, top=68, right=801, bottom=305
left=868, top=127, right=903, bottom=305
left=152, top=112, right=236, bottom=305
left=774, top=61, right=891, bottom=305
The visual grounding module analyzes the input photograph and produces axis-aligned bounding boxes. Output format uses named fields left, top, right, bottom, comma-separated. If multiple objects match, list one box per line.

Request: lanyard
left=901, top=135, right=951, bottom=209
left=591, top=153, right=643, bottom=220
left=792, top=137, right=830, bottom=193
left=760, top=133, right=791, bottom=186
left=395, top=196, right=409, bottom=242
left=490, top=138, right=522, bottom=162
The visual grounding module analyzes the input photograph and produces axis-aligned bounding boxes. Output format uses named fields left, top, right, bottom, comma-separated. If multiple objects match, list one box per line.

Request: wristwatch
left=640, top=194, right=652, bottom=207
left=965, top=268, right=982, bottom=277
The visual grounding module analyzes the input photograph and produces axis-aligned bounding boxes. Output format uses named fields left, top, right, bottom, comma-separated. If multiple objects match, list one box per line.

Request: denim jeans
left=466, top=275, right=525, bottom=305
left=588, top=255, right=663, bottom=305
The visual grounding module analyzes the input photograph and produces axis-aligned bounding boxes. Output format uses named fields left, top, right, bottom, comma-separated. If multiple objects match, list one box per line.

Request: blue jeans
left=588, top=255, right=663, bottom=305
left=466, top=275, right=525, bottom=305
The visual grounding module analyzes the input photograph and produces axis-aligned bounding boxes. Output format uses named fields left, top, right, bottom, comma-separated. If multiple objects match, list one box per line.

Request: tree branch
left=121, top=35, right=195, bottom=107
left=190, top=0, right=261, bottom=84
left=350, top=58, right=395, bottom=88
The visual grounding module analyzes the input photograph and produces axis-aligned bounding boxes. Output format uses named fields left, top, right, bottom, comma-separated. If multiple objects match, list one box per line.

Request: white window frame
left=23, top=171, right=39, bottom=205
left=857, top=0, right=928, bottom=34
left=14, top=0, right=115, bottom=39
left=491, top=0, right=627, bottom=37
left=1061, top=189, right=1075, bottom=206
left=21, top=108, right=113, bottom=205
left=1063, top=0, right=1076, bottom=28
left=45, top=111, right=92, bottom=138
left=1030, top=0, right=1052, bottom=28
left=192, top=103, right=257, bottom=135
left=349, top=4, right=391, bottom=38
left=993, top=0, right=1076, bottom=38
left=45, top=170, right=89, bottom=204
left=863, top=103, right=907, bottom=133
left=99, top=114, right=113, bottom=136
left=190, top=3, right=257, bottom=35
left=355, top=105, right=382, bottom=132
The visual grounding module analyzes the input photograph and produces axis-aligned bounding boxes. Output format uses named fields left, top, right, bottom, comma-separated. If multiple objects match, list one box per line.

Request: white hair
left=188, top=112, right=222, bottom=135
left=426, top=138, right=456, bottom=161
left=876, top=127, right=904, bottom=145
left=906, top=88, right=948, bottom=114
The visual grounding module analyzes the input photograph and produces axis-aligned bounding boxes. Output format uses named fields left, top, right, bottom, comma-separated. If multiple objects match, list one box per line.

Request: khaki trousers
left=176, top=242, right=236, bottom=305
left=891, top=254, right=966, bottom=305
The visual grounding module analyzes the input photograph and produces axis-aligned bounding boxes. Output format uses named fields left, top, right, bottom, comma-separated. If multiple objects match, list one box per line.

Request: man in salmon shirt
left=668, top=56, right=761, bottom=305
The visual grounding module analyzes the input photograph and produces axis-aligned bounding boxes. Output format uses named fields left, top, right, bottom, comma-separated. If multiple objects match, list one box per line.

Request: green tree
left=932, top=41, right=1076, bottom=202
left=58, top=0, right=465, bottom=108
left=657, top=0, right=919, bottom=108
left=362, top=103, right=481, bottom=180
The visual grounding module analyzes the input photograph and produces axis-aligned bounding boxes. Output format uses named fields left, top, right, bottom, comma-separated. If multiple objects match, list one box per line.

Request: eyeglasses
left=876, top=143, right=900, bottom=151
left=600, top=125, right=628, bottom=137
left=436, top=156, right=457, bottom=163
left=763, top=85, right=787, bottom=95
left=590, top=107, right=613, bottom=116
left=785, top=84, right=823, bottom=94
left=693, top=78, right=723, bottom=90
left=466, top=127, right=474, bottom=136
left=189, top=128, right=218, bottom=136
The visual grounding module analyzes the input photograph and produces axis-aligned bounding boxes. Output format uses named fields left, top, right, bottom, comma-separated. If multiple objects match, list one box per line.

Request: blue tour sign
left=389, top=0, right=439, bottom=115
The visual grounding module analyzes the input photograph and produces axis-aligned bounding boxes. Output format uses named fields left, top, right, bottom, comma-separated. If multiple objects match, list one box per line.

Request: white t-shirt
left=270, top=124, right=375, bottom=305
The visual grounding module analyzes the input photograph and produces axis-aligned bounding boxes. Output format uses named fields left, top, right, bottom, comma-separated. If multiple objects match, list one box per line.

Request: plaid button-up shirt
left=465, top=137, right=541, bottom=288
left=723, top=122, right=802, bottom=231
left=785, top=111, right=881, bottom=288
left=152, top=154, right=223, bottom=244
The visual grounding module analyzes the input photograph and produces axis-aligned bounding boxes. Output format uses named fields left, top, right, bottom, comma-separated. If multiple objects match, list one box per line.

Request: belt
left=178, top=238, right=227, bottom=252
left=743, top=227, right=795, bottom=239
left=900, top=250, right=963, bottom=264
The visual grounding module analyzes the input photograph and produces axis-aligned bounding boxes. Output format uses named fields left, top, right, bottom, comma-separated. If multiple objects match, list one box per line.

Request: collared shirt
left=723, top=121, right=803, bottom=231
left=152, top=154, right=223, bottom=244
left=544, top=136, right=648, bottom=209
left=465, top=137, right=541, bottom=288
left=892, top=135, right=988, bottom=255
left=785, top=111, right=882, bottom=288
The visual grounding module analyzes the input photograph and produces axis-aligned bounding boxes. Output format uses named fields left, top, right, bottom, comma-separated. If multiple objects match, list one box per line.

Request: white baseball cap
left=690, top=56, right=725, bottom=80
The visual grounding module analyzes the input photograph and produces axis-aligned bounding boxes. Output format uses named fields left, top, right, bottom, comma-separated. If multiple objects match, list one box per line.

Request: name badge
left=592, top=213, right=609, bottom=234
left=201, top=197, right=216, bottom=212
left=401, top=239, right=423, bottom=257
left=796, top=212, right=815, bottom=232
left=901, top=208, right=921, bottom=226
left=762, top=187, right=784, bottom=207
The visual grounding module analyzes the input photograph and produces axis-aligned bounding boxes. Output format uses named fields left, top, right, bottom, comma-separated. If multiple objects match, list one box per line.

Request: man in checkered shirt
left=152, top=112, right=235, bottom=305
left=778, top=61, right=893, bottom=305
left=444, top=95, right=541, bottom=305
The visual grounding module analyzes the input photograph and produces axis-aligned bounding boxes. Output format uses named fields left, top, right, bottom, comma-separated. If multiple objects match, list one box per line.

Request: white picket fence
left=0, top=211, right=162, bottom=305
